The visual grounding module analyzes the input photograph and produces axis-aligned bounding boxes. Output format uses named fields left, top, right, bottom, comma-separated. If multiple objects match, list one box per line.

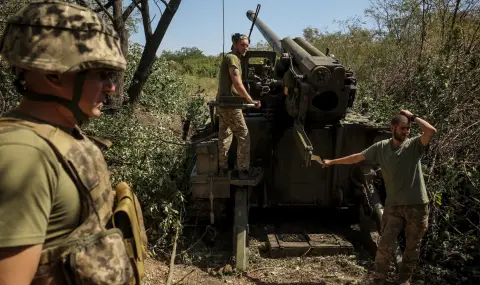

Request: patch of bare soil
left=142, top=225, right=379, bottom=285
left=143, top=256, right=250, bottom=285
left=143, top=251, right=373, bottom=285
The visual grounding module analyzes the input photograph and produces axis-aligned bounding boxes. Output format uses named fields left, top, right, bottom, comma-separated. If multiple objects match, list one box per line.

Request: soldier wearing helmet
left=0, top=1, right=139, bottom=284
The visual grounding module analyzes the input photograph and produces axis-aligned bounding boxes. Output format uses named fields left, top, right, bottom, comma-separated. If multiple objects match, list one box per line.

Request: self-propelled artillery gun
left=188, top=6, right=392, bottom=270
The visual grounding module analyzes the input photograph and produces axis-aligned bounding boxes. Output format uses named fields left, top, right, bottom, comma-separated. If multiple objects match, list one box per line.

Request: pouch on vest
left=61, top=228, right=134, bottom=285
left=112, top=182, right=148, bottom=284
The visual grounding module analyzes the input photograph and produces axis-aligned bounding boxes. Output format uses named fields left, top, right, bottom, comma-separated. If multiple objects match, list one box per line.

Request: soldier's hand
left=322, top=159, right=333, bottom=168
left=400, top=109, right=413, bottom=119
left=253, top=100, right=261, bottom=108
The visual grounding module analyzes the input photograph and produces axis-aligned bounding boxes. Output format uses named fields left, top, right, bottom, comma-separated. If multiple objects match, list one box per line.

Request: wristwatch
left=410, top=114, right=418, bottom=122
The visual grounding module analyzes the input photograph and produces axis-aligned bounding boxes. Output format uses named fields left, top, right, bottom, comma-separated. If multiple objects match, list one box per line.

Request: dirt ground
left=143, top=246, right=373, bottom=285
left=143, top=254, right=371, bottom=285
left=141, top=214, right=390, bottom=285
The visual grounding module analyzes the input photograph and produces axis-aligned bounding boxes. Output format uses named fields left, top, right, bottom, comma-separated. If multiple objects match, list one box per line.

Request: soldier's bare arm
left=0, top=138, right=55, bottom=284
left=415, top=117, right=437, bottom=146
left=400, top=110, right=437, bottom=146
left=322, top=153, right=366, bottom=168
left=228, top=66, right=260, bottom=107
left=0, top=245, right=42, bottom=285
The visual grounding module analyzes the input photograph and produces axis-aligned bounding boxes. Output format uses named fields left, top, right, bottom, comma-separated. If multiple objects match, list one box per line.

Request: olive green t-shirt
left=217, top=53, right=242, bottom=98
left=361, top=135, right=429, bottom=206
left=0, top=127, right=81, bottom=248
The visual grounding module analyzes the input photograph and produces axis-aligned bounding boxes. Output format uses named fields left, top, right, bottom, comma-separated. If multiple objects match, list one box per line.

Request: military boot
left=360, top=275, right=386, bottom=285
left=398, top=267, right=413, bottom=285
left=218, top=168, right=229, bottom=178
left=398, top=277, right=411, bottom=285
left=238, top=167, right=261, bottom=180
left=370, top=278, right=386, bottom=285
left=362, top=271, right=387, bottom=285
left=238, top=170, right=250, bottom=180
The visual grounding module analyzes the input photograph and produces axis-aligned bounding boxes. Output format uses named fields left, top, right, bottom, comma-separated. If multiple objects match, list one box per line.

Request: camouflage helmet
left=0, top=0, right=126, bottom=73
left=0, top=0, right=126, bottom=126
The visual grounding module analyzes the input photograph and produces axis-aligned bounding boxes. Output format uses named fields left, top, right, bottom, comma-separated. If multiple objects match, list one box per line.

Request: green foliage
left=84, top=106, right=190, bottom=250
left=250, top=40, right=274, bottom=51
left=126, top=44, right=191, bottom=114
left=0, top=1, right=28, bottom=113
left=0, top=66, right=19, bottom=114
left=162, top=47, right=205, bottom=60
left=84, top=44, right=209, bottom=253
left=161, top=47, right=221, bottom=78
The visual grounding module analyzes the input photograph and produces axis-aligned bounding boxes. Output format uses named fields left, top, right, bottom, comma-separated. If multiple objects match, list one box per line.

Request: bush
left=84, top=44, right=209, bottom=254
left=0, top=67, right=20, bottom=114
left=84, top=106, right=191, bottom=253
left=161, top=47, right=221, bottom=78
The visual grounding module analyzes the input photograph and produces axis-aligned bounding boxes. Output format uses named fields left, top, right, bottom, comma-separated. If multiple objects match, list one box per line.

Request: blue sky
left=128, top=0, right=374, bottom=55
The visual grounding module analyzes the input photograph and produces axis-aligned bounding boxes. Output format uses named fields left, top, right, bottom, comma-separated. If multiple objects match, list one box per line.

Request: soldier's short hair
left=231, top=33, right=248, bottom=50
left=391, top=114, right=410, bottom=126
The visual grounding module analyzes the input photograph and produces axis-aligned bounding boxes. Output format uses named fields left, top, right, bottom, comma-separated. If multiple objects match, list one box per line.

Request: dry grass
left=184, top=75, right=218, bottom=101
left=133, top=106, right=184, bottom=136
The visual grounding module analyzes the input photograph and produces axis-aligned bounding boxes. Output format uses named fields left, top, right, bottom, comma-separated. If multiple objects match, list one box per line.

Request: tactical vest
left=0, top=117, right=147, bottom=285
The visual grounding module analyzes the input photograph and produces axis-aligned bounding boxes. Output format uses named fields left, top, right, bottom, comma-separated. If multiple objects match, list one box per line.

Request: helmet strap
left=13, top=69, right=26, bottom=94
left=70, top=70, right=89, bottom=125
left=18, top=70, right=90, bottom=126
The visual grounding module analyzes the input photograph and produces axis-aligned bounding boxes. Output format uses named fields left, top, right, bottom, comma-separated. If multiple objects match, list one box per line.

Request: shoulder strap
left=88, top=135, right=113, bottom=149
left=0, top=117, right=87, bottom=200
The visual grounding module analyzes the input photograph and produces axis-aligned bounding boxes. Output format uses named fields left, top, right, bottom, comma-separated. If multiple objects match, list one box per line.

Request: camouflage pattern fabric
left=0, top=0, right=126, bottom=73
left=374, top=203, right=429, bottom=281
left=0, top=118, right=134, bottom=285
left=66, top=228, right=131, bottom=285
left=217, top=107, right=250, bottom=171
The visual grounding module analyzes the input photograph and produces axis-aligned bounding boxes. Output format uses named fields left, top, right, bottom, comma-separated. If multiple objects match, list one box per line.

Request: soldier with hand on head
left=322, top=110, right=437, bottom=285
left=0, top=1, right=144, bottom=284
left=216, top=33, right=260, bottom=180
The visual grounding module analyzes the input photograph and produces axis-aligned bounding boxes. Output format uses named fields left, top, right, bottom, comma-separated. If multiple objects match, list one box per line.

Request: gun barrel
left=293, top=37, right=326, bottom=57
left=246, top=10, right=282, bottom=55
left=282, top=37, right=311, bottom=62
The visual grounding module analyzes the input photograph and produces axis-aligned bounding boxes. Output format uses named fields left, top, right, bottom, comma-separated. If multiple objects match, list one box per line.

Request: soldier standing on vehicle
left=216, top=33, right=260, bottom=179
left=0, top=1, right=139, bottom=284
left=322, top=110, right=437, bottom=285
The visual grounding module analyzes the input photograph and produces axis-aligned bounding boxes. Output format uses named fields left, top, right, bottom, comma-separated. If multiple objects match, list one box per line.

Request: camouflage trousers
left=216, top=107, right=250, bottom=171
left=375, top=203, right=429, bottom=281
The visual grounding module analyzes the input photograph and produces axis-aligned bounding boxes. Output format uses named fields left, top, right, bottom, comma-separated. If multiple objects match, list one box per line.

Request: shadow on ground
left=177, top=206, right=378, bottom=272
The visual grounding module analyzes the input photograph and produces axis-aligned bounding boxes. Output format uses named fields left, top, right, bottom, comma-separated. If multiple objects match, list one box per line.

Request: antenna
left=222, top=0, right=225, bottom=58
left=248, top=4, right=261, bottom=41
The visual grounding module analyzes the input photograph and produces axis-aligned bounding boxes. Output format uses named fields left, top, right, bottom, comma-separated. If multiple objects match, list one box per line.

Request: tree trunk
left=127, top=0, right=182, bottom=105
left=445, top=0, right=462, bottom=57
left=111, top=0, right=128, bottom=109
left=418, top=0, right=427, bottom=63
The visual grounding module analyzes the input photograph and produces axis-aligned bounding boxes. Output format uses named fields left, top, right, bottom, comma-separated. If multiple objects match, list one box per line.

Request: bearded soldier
left=0, top=1, right=143, bottom=284
left=323, top=110, right=437, bottom=285
left=216, top=33, right=260, bottom=179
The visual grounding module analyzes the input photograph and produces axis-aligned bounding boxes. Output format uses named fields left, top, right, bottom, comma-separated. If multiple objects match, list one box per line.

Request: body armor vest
left=0, top=117, right=144, bottom=285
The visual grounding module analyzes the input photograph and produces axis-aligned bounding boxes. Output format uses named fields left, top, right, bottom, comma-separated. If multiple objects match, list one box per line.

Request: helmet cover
left=0, top=0, right=126, bottom=74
